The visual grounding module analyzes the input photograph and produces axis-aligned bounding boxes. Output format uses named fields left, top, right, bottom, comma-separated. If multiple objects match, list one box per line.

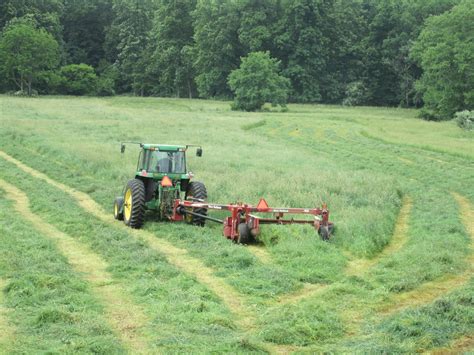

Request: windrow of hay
left=345, top=196, right=413, bottom=277
left=0, top=179, right=150, bottom=353
left=379, top=193, right=473, bottom=316
left=0, top=150, right=274, bottom=349
left=275, top=283, right=328, bottom=305
left=0, top=278, right=15, bottom=351
left=246, top=244, right=273, bottom=264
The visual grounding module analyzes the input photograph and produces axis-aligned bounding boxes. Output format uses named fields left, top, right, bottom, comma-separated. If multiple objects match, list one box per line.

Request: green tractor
left=114, top=143, right=207, bottom=228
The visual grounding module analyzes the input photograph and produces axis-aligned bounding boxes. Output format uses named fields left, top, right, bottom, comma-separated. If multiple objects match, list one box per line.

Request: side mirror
left=196, top=148, right=203, bottom=157
left=121, top=144, right=125, bottom=154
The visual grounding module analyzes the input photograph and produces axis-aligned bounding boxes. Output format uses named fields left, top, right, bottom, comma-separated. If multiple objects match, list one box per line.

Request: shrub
left=59, top=64, right=97, bottom=95
left=95, top=62, right=117, bottom=96
left=228, top=51, right=290, bottom=111
left=36, top=71, right=63, bottom=94
left=96, top=77, right=115, bottom=96
left=12, top=90, right=37, bottom=97
left=342, top=81, right=368, bottom=106
left=454, top=110, right=473, bottom=130
left=418, top=107, right=440, bottom=121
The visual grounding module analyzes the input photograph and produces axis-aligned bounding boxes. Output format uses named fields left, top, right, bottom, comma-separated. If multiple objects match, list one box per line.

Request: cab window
left=148, top=150, right=185, bottom=174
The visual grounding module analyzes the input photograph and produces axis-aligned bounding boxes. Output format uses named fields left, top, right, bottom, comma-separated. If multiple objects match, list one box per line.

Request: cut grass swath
left=0, top=197, right=124, bottom=353
left=0, top=150, right=282, bottom=352
left=378, top=192, right=473, bottom=316
left=0, top=179, right=151, bottom=353
left=0, top=278, right=15, bottom=352
left=345, top=196, right=413, bottom=277
left=0, top=96, right=472, bottom=352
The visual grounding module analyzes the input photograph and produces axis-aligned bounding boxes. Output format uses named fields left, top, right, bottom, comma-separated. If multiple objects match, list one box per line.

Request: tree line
left=0, top=0, right=472, bottom=119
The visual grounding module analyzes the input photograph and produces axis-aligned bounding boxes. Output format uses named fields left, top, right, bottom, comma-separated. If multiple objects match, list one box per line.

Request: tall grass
left=0, top=95, right=472, bottom=352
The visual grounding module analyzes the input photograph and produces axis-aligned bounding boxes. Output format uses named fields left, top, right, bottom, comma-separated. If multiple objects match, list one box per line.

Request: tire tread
left=125, top=179, right=146, bottom=229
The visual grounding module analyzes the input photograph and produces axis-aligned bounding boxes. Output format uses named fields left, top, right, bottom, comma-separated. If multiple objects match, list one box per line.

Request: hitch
left=176, top=206, right=223, bottom=224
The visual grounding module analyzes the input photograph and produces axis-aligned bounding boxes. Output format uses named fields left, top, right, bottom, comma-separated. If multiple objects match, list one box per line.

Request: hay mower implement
left=114, top=142, right=333, bottom=243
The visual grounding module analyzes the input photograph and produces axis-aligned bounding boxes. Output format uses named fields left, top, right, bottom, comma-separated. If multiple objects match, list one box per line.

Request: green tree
left=0, top=0, right=63, bottom=39
left=147, top=0, right=197, bottom=98
left=0, top=20, right=59, bottom=95
left=237, top=0, right=282, bottom=53
left=363, top=0, right=459, bottom=107
left=412, top=0, right=474, bottom=119
left=228, top=51, right=290, bottom=111
left=193, top=0, right=242, bottom=98
left=274, top=0, right=331, bottom=103
left=320, top=0, right=368, bottom=103
left=106, top=0, right=156, bottom=95
left=59, top=63, right=98, bottom=95
left=62, top=0, right=114, bottom=67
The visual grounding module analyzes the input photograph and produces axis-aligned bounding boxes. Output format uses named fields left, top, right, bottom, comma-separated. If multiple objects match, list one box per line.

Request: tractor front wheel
left=123, top=179, right=146, bottom=229
left=114, top=197, right=124, bottom=220
left=185, top=181, right=207, bottom=226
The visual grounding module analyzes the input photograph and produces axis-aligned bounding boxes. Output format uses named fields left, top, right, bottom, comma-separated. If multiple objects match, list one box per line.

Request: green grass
left=0, top=95, right=472, bottom=352
left=0, top=197, right=124, bottom=353
left=343, top=281, right=474, bottom=352
left=0, top=159, right=253, bottom=352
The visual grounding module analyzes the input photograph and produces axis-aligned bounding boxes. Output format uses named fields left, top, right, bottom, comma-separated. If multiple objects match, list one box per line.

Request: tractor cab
left=136, top=144, right=188, bottom=178
left=120, top=143, right=202, bottom=180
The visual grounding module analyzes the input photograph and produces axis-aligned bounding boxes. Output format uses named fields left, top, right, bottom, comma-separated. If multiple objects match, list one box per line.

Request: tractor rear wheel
left=238, top=223, right=251, bottom=244
left=123, top=179, right=146, bottom=229
left=185, top=181, right=207, bottom=226
left=114, top=197, right=124, bottom=220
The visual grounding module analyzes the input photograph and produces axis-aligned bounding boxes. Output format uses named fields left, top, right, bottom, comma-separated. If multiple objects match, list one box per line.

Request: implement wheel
left=318, top=223, right=334, bottom=241
left=123, top=179, right=146, bottom=229
left=185, top=181, right=207, bottom=226
left=238, top=223, right=251, bottom=244
left=114, top=197, right=124, bottom=220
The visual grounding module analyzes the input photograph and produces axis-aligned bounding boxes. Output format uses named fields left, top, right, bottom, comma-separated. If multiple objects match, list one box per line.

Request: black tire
left=185, top=181, right=207, bottom=226
left=318, top=223, right=334, bottom=241
left=238, top=223, right=251, bottom=244
left=144, top=180, right=156, bottom=202
left=114, top=197, right=124, bottom=220
left=123, top=179, right=146, bottom=229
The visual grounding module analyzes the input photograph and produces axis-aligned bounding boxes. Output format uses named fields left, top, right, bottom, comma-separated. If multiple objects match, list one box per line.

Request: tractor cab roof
left=120, top=142, right=201, bottom=156
left=142, top=144, right=186, bottom=151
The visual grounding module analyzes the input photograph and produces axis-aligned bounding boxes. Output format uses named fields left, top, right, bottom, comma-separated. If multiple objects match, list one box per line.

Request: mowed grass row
left=0, top=96, right=473, bottom=351
left=258, top=116, right=473, bottom=200
left=0, top=146, right=392, bottom=348
left=0, top=97, right=402, bottom=279
left=249, top=107, right=474, bottom=350
left=0, top=197, right=124, bottom=353
left=0, top=158, right=256, bottom=352
left=255, top=187, right=473, bottom=351
left=251, top=109, right=473, bottom=293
